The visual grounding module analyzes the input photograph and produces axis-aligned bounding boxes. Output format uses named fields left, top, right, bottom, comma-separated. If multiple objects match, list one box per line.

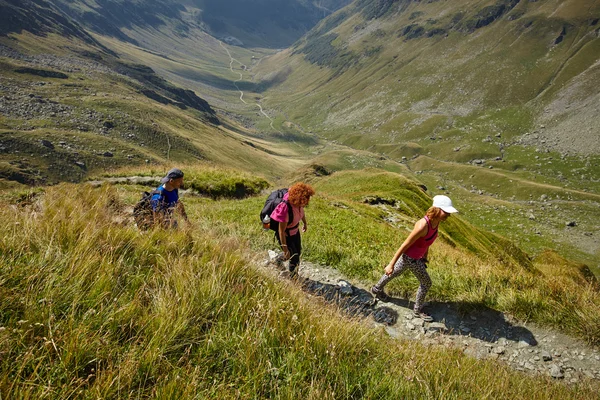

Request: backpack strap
left=284, top=200, right=299, bottom=232
left=151, top=187, right=167, bottom=211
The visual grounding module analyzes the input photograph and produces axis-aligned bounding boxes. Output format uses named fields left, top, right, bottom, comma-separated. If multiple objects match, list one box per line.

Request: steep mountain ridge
left=0, top=0, right=302, bottom=184
left=45, top=0, right=353, bottom=48
left=0, top=0, right=106, bottom=47
left=259, top=0, right=599, bottom=155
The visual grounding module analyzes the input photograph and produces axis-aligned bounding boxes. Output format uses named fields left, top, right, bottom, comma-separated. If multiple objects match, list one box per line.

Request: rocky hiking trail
left=258, top=250, right=600, bottom=385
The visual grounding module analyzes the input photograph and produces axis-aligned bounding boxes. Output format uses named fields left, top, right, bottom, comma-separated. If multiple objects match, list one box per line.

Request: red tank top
left=404, top=216, right=438, bottom=259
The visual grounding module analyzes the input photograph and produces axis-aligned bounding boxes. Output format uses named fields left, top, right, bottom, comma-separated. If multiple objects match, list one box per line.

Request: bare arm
left=278, top=220, right=290, bottom=259
left=385, top=219, right=428, bottom=274
left=301, top=214, right=307, bottom=232
left=177, top=201, right=188, bottom=221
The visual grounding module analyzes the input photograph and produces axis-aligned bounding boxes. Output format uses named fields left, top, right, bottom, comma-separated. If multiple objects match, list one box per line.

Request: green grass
left=184, top=167, right=600, bottom=345
left=0, top=181, right=598, bottom=398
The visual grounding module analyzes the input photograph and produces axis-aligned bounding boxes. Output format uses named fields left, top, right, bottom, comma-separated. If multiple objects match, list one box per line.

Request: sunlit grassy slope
left=186, top=166, right=599, bottom=345
left=0, top=31, right=305, bottom=185
left=245, top=0, right=600, bottom=274
left=1, top=169, right=598, bottom=398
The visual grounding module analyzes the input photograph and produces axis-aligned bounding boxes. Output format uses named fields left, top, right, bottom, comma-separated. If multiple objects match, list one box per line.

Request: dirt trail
left=259, top=251, right=600, bottom=385
left=219, top=41, right=275, bottom=130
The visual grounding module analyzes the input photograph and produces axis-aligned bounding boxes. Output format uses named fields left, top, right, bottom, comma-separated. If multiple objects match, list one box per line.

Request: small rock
left=566, top=221, right=577, bottom=227
left=337, top=280, right=353, bottom=296
left=524, top=362, right=535, bottom=370
left=493, top=346, right=506, bottom=355
left=550, top=365, right=564, bottom=379
left=103, top=151, right=114, bottom=157
left=40, top=139, right=54, bottom=149
left=428, top=322, right=447, bottom=333
left=518, top=340, right=531, bottom=348
left=542, top=351, right=552, bottom=361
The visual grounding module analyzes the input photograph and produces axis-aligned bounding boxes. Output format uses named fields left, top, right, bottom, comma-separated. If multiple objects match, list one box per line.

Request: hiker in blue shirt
left=151, top=168, right=188, bottom=228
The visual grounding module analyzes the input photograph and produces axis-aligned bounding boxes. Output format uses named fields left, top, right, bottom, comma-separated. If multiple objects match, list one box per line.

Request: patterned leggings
left=374, top=254, right=432, bottom=312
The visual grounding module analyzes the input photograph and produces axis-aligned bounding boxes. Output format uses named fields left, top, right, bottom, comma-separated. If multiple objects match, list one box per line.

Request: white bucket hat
left=432, top=195, right=458, bottom=213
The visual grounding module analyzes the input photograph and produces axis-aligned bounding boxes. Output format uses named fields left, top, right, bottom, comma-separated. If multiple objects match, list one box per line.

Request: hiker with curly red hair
left=269, top=182, right=315, bottom=278
left=371, top=195, right=458, bottom=322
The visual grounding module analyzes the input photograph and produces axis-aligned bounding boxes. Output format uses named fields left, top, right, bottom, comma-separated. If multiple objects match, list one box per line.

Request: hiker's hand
left=283, top=248, right=291, bottom=260
left=384, top=263, right=394, bottom=275
left=302, top=223, right=307, bottom=233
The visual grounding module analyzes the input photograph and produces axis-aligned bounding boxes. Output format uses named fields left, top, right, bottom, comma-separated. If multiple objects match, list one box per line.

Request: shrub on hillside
left=186, top=169, right=269, bottom=199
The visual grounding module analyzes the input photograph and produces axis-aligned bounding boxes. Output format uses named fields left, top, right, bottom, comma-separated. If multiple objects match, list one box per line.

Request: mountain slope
left=0, top=0, right=303, bottom=184
left=258, top=0, right=600, bottom=154
left=46, top=0, right=353, bottom=48
left=246, top=0, right=600, bottom=273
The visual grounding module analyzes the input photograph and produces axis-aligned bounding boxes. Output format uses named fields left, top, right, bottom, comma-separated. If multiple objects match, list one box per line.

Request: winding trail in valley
left=219, top=41, right=275, bottom=130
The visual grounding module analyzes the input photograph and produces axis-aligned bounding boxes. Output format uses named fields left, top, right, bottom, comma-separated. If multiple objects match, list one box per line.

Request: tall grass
left=193, top=169, right=600, bottom=345
left=0, top=184, right=597, bottom=398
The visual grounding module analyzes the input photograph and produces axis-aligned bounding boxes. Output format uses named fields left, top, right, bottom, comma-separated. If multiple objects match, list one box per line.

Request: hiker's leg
left=374, top=254, right=408, bottom=290
left=409, top=259, right=432, bottom=312
left=287, top=232, right=301, bottom=272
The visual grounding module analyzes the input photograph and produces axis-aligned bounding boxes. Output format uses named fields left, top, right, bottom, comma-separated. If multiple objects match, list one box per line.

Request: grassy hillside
left=2, top=0, right=598, bottom=275
left=247, top=0, right=600, bottom=274
left=0, top=28, right=309, bottom=185
left=1, top=170, right=598, bottom=397
left=183, top=167, right=599, bottom=344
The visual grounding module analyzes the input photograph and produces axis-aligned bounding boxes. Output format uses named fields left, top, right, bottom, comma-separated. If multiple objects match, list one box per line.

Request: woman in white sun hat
left=371, top=195, right=458, bottom=322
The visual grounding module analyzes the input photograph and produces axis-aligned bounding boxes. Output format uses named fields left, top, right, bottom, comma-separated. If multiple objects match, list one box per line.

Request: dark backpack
left=260, top=188, right=296, bottom=233
left=133, top=189, right=163, bottom=230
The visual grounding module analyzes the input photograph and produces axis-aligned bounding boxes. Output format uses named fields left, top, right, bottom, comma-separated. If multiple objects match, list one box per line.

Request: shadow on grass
left=300, top=277, right=400, bottom=326
left=424, top=300, right=538, bottom=346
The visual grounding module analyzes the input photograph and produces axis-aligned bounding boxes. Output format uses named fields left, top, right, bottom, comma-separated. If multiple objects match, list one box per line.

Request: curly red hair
left=288, top=182, right=315, bottom=207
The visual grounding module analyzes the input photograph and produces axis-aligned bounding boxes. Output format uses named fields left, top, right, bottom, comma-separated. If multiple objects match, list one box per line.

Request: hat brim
left=440, top=206, right=458, bottom=213
left=160, top=177, right=170, bottom=183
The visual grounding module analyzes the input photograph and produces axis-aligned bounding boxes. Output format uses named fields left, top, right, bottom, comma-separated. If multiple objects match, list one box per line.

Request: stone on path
left=550, top=365, right=564, bottom=379
left=337, top=280, right=353, bottom=296
left=428, top=322, right=447, bottom=333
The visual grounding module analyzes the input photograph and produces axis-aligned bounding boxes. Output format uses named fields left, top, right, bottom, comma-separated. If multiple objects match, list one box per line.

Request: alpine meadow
left=1, top=0, right=599, bottom=398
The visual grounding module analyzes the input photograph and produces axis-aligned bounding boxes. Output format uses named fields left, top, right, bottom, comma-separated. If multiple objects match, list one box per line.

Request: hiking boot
left=413, top=310, right=433, bottom=322
left=271, top=253, right=285, bottom=269
left=280, top=269, right=300, bottom=281
left=371, top=286, right=390, bottom=302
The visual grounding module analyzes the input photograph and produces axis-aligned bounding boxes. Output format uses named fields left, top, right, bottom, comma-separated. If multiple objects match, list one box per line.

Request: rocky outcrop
left=0, top=0, right=111, bottom=51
